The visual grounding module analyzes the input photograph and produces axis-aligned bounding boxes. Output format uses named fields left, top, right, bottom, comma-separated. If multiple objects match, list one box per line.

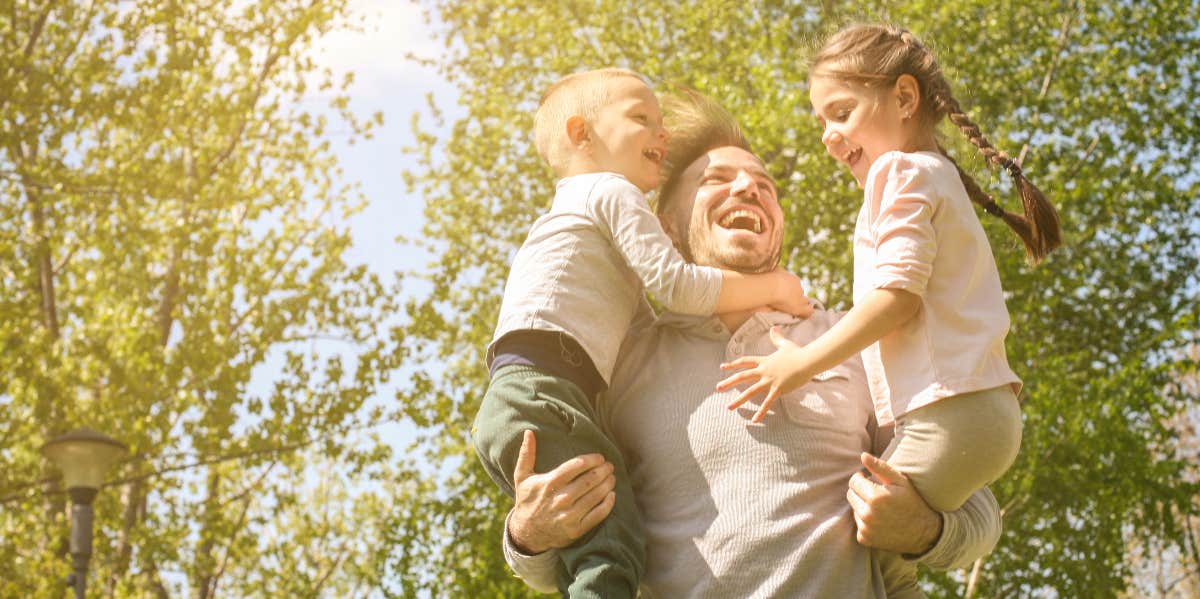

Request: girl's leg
left=882, top=386, right=1022, bottom=512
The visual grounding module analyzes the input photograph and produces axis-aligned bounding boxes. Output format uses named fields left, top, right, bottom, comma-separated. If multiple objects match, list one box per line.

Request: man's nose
left=730, top=170, right=758, bottom=199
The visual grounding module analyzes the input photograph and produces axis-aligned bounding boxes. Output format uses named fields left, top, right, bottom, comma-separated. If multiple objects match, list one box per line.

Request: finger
left=727, top=380, right=770, bottom=411
left=571, top=471, right=616, bottom=515
left=548, top=453, right=608, bottom=487
left=513, top=430, right=536, bottom=484
left=577, top=491, right=616, bottom=534
left=719, top=357, right=759, bottom=371
left=559, top=461, right=614, bottom=500
left=751, top=386, right=782, bottom=423
left=860, top=452, right=907, bottom=486
left=769, top=326, right=786, bottom=347
left=846, top=485, right=870, bottom=518
left=715, top=369, right=760, bottom=391
left=846, top=471, right=880, bottom=501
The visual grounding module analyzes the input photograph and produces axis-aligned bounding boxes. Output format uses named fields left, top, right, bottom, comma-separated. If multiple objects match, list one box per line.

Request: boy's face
left=587, top=77, right=669, bottom=192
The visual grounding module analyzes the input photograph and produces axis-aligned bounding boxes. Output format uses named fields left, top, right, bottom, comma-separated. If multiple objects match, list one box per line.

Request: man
left=500, top=89, right=1003, bottom=597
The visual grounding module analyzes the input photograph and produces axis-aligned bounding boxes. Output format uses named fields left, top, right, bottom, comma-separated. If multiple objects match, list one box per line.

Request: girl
left=716, top=23, right=1061, bottom=513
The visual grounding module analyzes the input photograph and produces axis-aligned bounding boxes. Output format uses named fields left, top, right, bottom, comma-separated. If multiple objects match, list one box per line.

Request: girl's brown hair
left=811, top=24, right=1061, bottom=263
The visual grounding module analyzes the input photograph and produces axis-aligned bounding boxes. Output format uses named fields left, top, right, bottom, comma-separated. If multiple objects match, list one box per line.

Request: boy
left=472, top=68, right=809, bottom=598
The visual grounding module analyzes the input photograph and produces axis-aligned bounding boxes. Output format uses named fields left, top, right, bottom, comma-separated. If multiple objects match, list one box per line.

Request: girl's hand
left=715, top=326, right=817, bottom=422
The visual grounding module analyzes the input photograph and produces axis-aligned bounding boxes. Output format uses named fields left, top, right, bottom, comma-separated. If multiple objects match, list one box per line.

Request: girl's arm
left=717, top=287, right=920, bottom=422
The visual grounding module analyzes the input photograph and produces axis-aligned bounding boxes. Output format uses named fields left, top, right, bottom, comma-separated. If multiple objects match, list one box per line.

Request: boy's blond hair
left=533, top=68, right=646, bottom=175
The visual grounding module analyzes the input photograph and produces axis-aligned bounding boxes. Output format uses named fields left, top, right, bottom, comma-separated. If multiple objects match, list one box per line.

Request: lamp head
left=41, top=429, right=128, bottom=501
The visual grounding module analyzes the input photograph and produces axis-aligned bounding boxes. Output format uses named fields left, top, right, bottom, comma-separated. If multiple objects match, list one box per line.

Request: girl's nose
left=823, top=129, right=843, bottom=149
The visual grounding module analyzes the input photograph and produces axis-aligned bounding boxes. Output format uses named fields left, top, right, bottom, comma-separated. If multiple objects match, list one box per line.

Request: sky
left=247, top=1, right=461, bottom=455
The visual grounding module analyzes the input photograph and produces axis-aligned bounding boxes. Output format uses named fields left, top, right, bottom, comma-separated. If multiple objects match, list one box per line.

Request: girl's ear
left=894, top=74, right=921, bottom=118
left=566, top=115, right=589, bottom=148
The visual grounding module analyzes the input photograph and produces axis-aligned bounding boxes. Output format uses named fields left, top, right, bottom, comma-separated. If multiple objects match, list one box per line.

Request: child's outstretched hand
left=716, top=326, right=818, bottom=422
left=769, top=269, right=814, bottom=318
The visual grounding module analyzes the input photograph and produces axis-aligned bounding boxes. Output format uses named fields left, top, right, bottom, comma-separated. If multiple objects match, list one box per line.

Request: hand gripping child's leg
left=473, top=365, right=643, bottom=598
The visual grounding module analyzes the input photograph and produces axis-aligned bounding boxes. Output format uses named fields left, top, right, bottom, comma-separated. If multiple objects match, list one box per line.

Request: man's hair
left=533, top=68, right=646, bottom=175
left=656, top=85, right=753, bottom=215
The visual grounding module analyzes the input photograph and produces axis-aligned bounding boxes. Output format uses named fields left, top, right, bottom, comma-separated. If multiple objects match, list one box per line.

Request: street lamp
left=41, top=428, right=128, bottom=599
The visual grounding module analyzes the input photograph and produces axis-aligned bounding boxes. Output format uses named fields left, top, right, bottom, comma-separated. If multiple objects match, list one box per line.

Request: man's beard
left=685, top=220, right=780, bottom=274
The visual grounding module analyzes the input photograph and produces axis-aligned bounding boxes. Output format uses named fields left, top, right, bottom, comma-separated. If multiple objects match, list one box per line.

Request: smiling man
left=499, top=88, right=1003, bottom=598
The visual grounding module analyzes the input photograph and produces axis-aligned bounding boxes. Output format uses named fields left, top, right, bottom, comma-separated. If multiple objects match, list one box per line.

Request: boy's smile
left=587, top=77, right=669, bottom=192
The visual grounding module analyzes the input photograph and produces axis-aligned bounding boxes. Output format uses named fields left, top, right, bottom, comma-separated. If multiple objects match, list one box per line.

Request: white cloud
left=309, top=0, right=449, bottom=99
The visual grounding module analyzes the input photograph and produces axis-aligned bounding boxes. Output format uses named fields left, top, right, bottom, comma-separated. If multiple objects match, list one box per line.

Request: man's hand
left=716, top=326, right=817, bottom=422
left=508, top=430, right=617, bottom=555
left=846, top=453, right=943, bottom=555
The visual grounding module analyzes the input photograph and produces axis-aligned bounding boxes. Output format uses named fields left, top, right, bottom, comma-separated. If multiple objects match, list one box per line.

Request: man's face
left=660, top=146, right=784, bottom=273
left=587, top=77, right=669, bottom=192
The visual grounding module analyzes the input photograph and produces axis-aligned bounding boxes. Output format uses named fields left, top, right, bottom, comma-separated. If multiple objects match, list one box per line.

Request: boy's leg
left=473, top=365, right=643, bottom=599
left=882, top=386, right=1023, bottom=512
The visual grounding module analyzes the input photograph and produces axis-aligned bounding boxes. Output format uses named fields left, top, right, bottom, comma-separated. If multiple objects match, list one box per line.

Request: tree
left=0, top=1, right=413, bottom=596
left=400, top=0, right=1200, bottom=596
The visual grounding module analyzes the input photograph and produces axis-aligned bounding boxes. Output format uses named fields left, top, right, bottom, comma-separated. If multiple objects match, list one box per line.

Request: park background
left=1, top=0, right=1198, bottom=596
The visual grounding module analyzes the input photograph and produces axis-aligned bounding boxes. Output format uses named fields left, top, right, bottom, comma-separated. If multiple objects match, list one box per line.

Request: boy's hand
left=715, top=326, right=817, bottom=422
left=768, top=269, right=814, bottom=318
left=508, top=430, right=616, bottom=555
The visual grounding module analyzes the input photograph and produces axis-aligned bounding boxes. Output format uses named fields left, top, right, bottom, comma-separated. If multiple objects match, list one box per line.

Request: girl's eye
left=835, top=109, right=851, bottom=121
left=633, top=115, right=648, bottom=123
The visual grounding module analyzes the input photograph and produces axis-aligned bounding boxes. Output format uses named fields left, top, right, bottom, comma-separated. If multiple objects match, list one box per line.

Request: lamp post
left=41, top=429, right=128, bottom=599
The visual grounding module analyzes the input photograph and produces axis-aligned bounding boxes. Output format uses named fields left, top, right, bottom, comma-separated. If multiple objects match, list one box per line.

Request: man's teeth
left=718, top=210, right=763, bottom=233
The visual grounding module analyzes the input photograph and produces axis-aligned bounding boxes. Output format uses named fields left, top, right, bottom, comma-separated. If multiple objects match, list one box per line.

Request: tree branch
left=1017, top=2, right=1082, bottom=166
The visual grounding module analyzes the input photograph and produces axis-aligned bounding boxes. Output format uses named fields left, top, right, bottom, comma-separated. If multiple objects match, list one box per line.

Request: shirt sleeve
left=501, top=510, right=560, bottom=593
left=865, top=152, right=938, bottom=297
left=906, top=486, right=1003, bottom=571
left=587, top=176, right=722, bottom=315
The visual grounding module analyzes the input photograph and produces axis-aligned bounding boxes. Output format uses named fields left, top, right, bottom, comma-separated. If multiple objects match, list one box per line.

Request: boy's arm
left=589, top=178, right=810, bottom=316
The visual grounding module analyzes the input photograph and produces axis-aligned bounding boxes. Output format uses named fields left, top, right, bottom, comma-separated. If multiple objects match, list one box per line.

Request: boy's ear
left=565, top=115, right=589, bottom=147
left=894, top=74, right=921, bottom=116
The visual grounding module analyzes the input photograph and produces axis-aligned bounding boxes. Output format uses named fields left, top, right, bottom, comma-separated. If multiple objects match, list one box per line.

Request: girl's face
left=809, top=75, right=914, bottom=187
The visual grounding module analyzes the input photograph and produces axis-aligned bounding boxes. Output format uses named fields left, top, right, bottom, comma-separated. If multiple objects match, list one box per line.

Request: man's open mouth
left=717, top=209, right=763, bottom=234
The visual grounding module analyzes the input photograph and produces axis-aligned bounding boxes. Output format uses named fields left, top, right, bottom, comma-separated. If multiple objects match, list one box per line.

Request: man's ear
left=566, top=115, right=589, bottom=148
left=894, top=74, right=921, bottom=117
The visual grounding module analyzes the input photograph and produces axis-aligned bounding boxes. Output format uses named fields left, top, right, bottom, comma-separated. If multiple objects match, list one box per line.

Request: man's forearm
left=909, top=487, right=1002, bottom=570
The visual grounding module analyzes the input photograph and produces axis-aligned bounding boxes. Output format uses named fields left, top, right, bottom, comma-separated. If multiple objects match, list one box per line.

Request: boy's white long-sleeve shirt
left=489, top=172, right=722, bottom=383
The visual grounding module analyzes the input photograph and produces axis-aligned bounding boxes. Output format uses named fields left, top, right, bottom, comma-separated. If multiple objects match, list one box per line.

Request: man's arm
left=846, top=452, right=1001, bottom=570
left=500, top=431, right=616, bottom=591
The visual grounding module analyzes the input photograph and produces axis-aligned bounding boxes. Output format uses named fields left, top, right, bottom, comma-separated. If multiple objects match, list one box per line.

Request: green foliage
left=0, top=1, right=414, bottom=596
left=401, top=0, right=1200, bottom=596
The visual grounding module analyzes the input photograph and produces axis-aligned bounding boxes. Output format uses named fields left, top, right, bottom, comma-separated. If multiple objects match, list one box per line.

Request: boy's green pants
left=472, top=365, right=643, bottom=598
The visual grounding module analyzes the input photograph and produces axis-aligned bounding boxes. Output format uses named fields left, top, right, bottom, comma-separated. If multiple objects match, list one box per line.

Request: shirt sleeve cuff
left=502, top=510, right=560, bottom=592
